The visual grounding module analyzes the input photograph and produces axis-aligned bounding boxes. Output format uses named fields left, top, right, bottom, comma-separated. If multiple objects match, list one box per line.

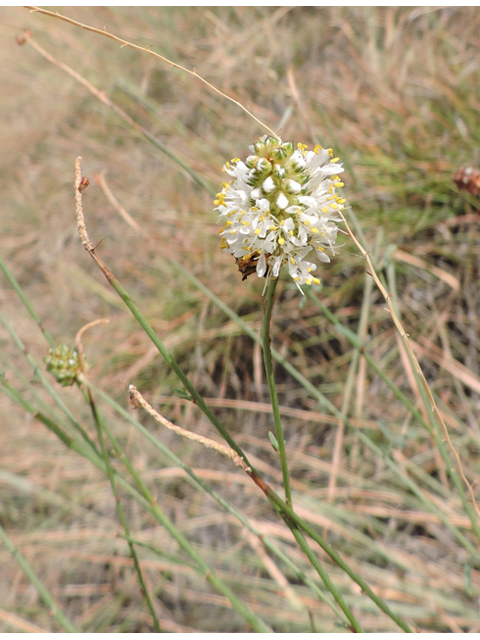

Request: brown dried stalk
left=128, top=385, right=251, bottom=472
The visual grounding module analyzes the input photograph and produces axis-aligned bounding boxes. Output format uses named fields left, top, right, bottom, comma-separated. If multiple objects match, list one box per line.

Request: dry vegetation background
left=1, top=6, right=480, bottom=633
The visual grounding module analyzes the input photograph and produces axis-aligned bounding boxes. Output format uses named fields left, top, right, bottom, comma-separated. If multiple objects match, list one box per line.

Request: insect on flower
left=235, top=252, right=261, bottom=281
left=235, top=251, right=272, bottom=281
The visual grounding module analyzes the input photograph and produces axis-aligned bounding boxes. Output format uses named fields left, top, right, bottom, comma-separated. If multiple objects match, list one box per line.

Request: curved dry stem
left=75, top=318, right=110, bottom=376
left=128, top=385, right=251, bottom=472
left=94, top=172, right=144, bottom=234
left=24, top=7, right=276, bottom=137
left=340, top=211, right=480, bottom=521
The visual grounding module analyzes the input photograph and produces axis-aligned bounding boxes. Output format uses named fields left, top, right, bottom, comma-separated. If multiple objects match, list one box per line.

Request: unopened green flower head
left=215, top=135, right=345, bottom=293
left=44, top=344, right=81, bottom=387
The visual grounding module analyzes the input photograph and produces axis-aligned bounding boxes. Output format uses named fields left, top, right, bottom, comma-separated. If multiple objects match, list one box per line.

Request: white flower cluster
left=215, top=135, right=345, bottom=293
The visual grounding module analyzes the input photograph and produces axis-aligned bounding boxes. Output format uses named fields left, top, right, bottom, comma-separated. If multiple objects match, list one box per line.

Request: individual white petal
left=282, top=217, right=295, bottom=231
left=316, top=250, right=331, bottom=263
left=276, top=192, right=289, bottom=210
left=262, top=176, right=275, bottom=193
left=271, top=255, right=283, bottom=277
left=257, top=198, right=271, bottom=213
left=298, top=195, right=318, bottom=208
left=285, top=179, right=301, bottom=194
left=257, top=252, right=267, bottom=277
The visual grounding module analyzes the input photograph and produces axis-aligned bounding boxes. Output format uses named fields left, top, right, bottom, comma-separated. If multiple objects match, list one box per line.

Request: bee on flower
left=215, top=135, right=345, bottom=293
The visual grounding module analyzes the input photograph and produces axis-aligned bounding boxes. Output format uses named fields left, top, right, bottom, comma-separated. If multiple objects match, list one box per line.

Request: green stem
left=0, top=521, right=79, bottom=632
left=0, top=252, right=56, bottom=347
left=177, top=268, right=479, bottom=562
left=0, top=267, right=369, bottom=629
left=85, top=387, right=162, bottom=632
left=262, top=276, right=292, bottom=504
left=250, top=470, right=412, bottom=633
left=88, top=253, right=251, bottom=469
left=0, top=379, right=271, bottom=633
left=262, top=278, right=362, bottom=631
left=86, top=380, right=351, bottom=628
left=308, top=292, right=480, bottom=555
left=91, top=401, right=274, bottom=632
left=289, top=525, right=363, bottom=632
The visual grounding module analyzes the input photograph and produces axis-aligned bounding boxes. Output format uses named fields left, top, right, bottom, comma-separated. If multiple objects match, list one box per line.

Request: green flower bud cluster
left=44, top=345, right=81, bottom=387
left=245, top=136, right=303, bottom=216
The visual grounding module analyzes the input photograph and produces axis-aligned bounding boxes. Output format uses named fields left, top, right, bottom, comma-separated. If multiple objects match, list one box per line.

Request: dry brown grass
left=1, top=6, right=480, bottom=632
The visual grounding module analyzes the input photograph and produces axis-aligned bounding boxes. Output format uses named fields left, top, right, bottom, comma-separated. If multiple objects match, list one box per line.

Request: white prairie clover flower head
left=215, top=135, right=345, bottom=293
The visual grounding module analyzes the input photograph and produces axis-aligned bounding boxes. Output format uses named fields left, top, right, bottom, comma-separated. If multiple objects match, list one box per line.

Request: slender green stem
left=0, top=262, right=370, bottom=629
left=250, top=470, right=412, bottom=633
left=0, top=252, right=56, bottom=347
left=90, top=402, right=275, bottom=632
left=178, top=267, right=479, bottom=561
left=262, top=276, right=292, bottom=504
left=308, top=292, right=480, bottom=555
left=0, top=378, right=271, bottom=633
left=288, top=525, right=363, bottom=632
left=261, top=278, right=362, bottom=629
left=88, top=255, right=251, bottom=469
left=262, top=278, right=367, bottom=631
left=85, top=387, right=162, bottom=632
left=0, top=520, right=79, bottom=632
left=1, top=239, right=412, bottom=629
left=385, top=263, right=480, bottom=545
left=86, top=380, right=351, bottom=627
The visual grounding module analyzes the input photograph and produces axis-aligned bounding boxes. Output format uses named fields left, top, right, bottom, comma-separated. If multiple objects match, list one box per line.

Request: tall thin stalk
left=262, top=276, right=292, bottom=505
